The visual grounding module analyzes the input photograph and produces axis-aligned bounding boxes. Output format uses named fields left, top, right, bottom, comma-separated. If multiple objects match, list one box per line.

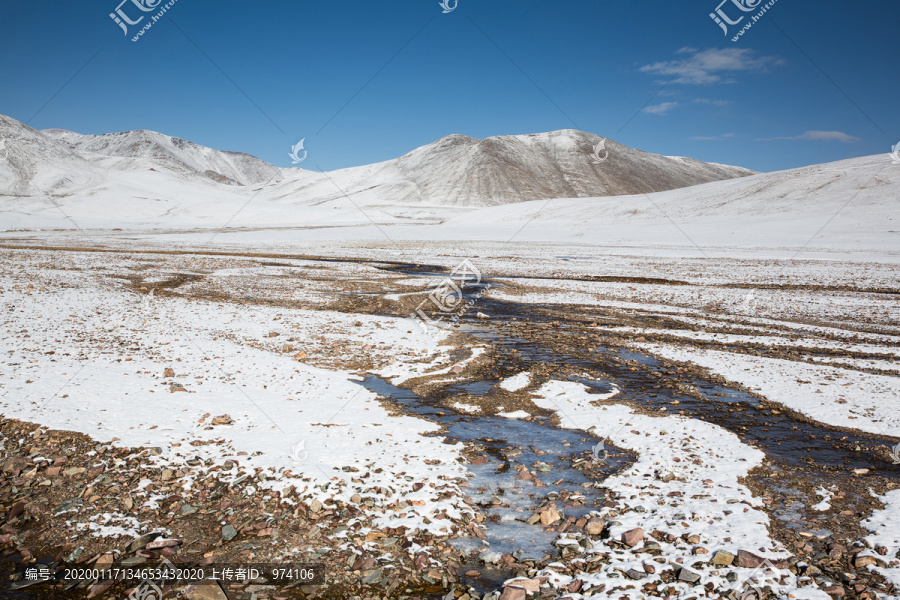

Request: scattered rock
left=221, top=525, right=237, bottom=541
left=499, top=586, right=527, bottom=600
left=711, top=550, right=735, bottom=566
left=125, top=532, right=162, bottom=553
left=585, top=518, right=604, bottom=536
left=210, top=415, right=233, bottom=426
left=540, top=504, right=561, bottom=526
left=737, top=549, right=766, bottom=568
left=622, top=527, right=644, bottom=547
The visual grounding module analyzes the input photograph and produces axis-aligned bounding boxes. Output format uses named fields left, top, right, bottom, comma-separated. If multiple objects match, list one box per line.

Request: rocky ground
left=0, top=242, right=897, bottom=600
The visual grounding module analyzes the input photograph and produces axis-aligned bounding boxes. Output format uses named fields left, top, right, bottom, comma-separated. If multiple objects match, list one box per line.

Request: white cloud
left=644, top=102, right=678, bottom=115
left=640, top=48, right=783, bottom=85
left=758, top=131, right=861, bottom=144
left=693, top=98, right=731, bottom=106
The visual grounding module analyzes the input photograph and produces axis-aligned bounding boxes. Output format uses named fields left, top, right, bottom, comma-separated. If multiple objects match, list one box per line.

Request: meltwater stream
left=354, top=375, right=634, bottom=589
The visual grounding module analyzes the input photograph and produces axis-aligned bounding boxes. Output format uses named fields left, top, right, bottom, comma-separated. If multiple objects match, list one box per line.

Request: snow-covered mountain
left=0, top=114, right=104, bottom=197
left=1, top=113, right=754, bottom=208
left=42, top=128, right=280, bottom=187
left=265, top=131, right=755, bottom=207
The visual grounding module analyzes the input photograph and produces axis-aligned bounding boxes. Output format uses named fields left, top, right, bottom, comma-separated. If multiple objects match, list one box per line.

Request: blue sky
left=1, top=0, right=897, bottom=172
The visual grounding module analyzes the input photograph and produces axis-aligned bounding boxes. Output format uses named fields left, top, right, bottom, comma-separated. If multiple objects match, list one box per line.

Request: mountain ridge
left=0, top=112, right=756, bottom=208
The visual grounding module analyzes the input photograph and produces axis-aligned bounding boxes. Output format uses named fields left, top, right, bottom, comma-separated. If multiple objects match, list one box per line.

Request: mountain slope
left=435, top=154, right=898, bottom=251
left=269, top=130, right=755, bottom=207
left=42, top=128, right=280, bottom=186
left=0, top=115, right=104, bottom=197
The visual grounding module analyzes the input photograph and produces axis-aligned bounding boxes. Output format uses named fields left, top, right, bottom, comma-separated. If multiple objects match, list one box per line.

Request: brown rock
left=823, top=585, right=846, bottom=598
left=622, top=527, right=644, bottom=547
left=737, top=549, right=765, bottom=568
left=513, top=579, right=541, bottom=593
left=94, top=554, right=114, bottom=569
left=146, top=539, right=181, bottom=550
left=855, top=555, right=877, bottom=568
left=540, top=504, right=561, bottom=526
left=585, top=518, right=604, bottom=536
left=499, top=586, right=527, bottom=600
left=45, top=466, right=61, bottom=477
left=711, top=550, right=735, bottom=566
left=211, top=415, right=233, bottom=426
left=163, top=368, right=175, bottom=378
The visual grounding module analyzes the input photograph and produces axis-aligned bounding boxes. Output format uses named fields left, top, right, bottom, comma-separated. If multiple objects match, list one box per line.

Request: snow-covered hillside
left=42, top=128, right=281, bottom=186
left=263, top=130, right=755, bottom=207
left=2, top=113, right=753, bottom=210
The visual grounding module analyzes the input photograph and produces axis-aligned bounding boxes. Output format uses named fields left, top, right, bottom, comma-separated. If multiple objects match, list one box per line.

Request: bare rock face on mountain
left=276, top=130, right=755, bottom=207
left=42, top=128, right=280, bottom=187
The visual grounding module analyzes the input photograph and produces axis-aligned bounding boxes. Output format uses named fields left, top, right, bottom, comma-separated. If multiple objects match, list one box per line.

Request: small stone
left=361, top=569, right=383, bottom=585
left=678, top=567, right=701, bottom=583
left=855, top=555, right=877, bottom=568
left=585, top=518, right=604, bottom=536
left=540, top=504, right=561, bottom=526
left=126, top=532, right=162, bottom=553
left=221, top=525, right=237, bottom=541
left=211, top=415, right=233, bottom=426
left=711, top=550, right=735, bottom=566
left=737, top=549, right=766, bottom=568
left=95, top=554, right=114, bottom=569
left=310, top=499, right=323, bottom=513
left=146, top=539, right=181, bottom=550
left=498, top=586, right=527, bottom=600
left=163, top=368, right=175, bottom=378
left=625, top=569, right=646, bottom=580
left=622, top=527, right=644, bottom=547
left=823, top=585, right=846, bottom=598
